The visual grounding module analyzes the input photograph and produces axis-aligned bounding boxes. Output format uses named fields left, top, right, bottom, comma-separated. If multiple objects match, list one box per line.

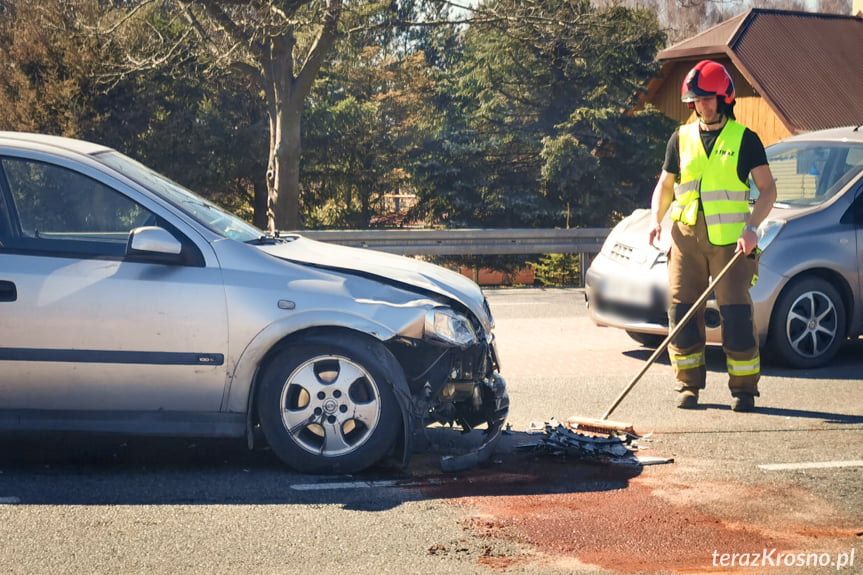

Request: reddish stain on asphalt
left=413, top=456, right=854, bottom=574
left=458, top=482, right=787, bottom=573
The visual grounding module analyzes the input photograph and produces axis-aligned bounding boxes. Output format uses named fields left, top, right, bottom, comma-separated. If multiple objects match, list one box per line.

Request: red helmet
left=681, top=60, right=735, bottom=105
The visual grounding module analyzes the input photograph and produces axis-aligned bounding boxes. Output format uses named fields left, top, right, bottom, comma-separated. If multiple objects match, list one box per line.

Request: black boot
left=676, top=389, right=699, bottom=409
left=731, top=393, right=756, bottom=412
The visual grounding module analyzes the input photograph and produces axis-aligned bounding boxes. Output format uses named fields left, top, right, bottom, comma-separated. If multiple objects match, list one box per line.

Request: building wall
left=649, top=59, right=793, bottom=146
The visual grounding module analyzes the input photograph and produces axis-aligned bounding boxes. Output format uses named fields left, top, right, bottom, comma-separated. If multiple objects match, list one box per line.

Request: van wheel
left=768, top=277, right=846, bottom=369
left=257, top=334, right=402, bottom=474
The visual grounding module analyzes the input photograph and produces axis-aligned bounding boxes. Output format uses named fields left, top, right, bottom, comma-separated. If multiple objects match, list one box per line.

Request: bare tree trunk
left=262, top=1, right=341, bottom=232
left=268, top=104, right=302, bottom=231
left=253, top=175, right=268, bottom=230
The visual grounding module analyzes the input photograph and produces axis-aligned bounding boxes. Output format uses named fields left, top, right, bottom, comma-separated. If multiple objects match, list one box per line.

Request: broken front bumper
left=439, top=372, right=509, bottom=472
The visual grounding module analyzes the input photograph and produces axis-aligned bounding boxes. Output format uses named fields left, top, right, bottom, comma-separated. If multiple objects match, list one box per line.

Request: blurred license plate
left=601, top=280, right=653, bottom=306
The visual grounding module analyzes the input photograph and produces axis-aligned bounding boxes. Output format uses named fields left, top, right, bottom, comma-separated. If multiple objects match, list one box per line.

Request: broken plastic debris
left=523, top=421, right=637, bottom=460
left=527, top=421, right=546, bottom=433
left=635, top=455, right=674, bottom=466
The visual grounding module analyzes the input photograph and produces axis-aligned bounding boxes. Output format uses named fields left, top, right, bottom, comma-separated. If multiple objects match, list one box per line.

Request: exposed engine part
left=438, top=374, right=509, bottom=473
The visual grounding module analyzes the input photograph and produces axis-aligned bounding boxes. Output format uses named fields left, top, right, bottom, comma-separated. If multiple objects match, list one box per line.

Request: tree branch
left=89, top=0, right=160, bottom=36
left=294, top=0, right=342, bottom=99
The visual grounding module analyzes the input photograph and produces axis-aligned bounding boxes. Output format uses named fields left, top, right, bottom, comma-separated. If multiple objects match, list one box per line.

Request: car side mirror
left=126, top=226, right=183, bottom=262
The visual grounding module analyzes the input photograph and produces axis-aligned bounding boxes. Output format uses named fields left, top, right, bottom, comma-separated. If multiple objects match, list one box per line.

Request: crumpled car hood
left=257, top=235, right=491, bottom=328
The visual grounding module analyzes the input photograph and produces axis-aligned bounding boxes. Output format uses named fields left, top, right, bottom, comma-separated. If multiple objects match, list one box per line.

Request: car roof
left=777, top=125, right=863, bottom=146
left=0, top=131, right=111, bottom=156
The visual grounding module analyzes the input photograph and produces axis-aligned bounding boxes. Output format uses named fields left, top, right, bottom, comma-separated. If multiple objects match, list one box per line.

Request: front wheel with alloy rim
left=768, top=277, right=846, bottom=369
left=257, top=334, right=403, bottom=474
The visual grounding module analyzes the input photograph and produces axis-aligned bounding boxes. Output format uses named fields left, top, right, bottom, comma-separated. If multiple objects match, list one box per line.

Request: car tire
left=768, top=277, right=846, bottom=369
left=257, top=333, right=403, bottom=474
left=625, top=331, right=665, bottom=348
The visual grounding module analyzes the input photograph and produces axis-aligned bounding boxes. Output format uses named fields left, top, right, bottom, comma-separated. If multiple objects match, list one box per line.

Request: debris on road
left=517, top=420, right=673, bottom=466
left=521, top=420, right=636, bottom=460
left=633, top=455, right=675, bottom=466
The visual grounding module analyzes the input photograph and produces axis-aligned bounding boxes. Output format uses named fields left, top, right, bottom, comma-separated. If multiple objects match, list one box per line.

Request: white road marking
left=758, top=460, right=863, bottom=471
left=0, top=496, right=21, bottom=504
left=289, top=480, right=401, bottom=491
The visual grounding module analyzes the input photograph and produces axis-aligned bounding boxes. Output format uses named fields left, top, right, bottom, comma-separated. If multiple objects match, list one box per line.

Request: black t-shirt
left=662, top=123, right=768, bottom=185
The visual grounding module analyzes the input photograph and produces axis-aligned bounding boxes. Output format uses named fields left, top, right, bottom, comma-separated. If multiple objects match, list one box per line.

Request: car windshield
left=753, top=140, right=863, bottom=208
left=95, top=150, right=264, bottom=242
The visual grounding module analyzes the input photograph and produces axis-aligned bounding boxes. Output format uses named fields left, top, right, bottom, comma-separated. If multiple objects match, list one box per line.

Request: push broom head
left=565, top=416, right=637, bottom=437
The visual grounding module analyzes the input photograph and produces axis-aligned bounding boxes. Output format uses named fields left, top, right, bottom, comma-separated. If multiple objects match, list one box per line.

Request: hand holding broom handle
left=599, top=248, right=747, bottom=421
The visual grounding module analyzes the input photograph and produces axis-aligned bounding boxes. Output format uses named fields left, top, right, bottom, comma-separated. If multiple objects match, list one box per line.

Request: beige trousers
left=667, top=216, right=760, bottom=396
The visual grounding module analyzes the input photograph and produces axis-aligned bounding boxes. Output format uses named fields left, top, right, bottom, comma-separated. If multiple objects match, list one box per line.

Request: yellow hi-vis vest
left=670, top=119, right=751, bottom=246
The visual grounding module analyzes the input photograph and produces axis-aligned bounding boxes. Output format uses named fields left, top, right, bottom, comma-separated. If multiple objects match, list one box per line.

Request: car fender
left=756, top=229, right=857, bottom=345
left=225, top=310, right=419, bottom=466
left=221, top=308, right=413, bottom=414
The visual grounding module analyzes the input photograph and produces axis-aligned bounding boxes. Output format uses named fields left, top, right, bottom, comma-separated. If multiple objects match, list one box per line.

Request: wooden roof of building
left=654, top=9, right=863, bottom=134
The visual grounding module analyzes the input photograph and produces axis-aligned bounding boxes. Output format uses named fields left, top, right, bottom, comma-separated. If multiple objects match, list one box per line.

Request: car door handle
left=0, top=280, right=17, bottom=302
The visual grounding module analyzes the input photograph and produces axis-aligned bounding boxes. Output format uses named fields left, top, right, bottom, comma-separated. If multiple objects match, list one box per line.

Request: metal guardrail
left=296, top=228, right=610, bottom=256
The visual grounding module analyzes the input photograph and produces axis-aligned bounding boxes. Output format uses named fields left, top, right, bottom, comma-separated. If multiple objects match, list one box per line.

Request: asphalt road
left=0, top=287, right=860, bottom=574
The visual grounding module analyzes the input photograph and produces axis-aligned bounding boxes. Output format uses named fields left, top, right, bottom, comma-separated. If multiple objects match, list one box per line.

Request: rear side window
left=1, top=157, right=154, bottom=256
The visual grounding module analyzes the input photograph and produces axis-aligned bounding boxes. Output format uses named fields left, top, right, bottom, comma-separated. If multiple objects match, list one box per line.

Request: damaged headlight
left=424, top=308, right=477, bottom=346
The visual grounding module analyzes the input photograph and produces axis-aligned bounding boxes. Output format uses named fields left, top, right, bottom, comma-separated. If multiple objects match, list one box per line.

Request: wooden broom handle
left=601, top=249, right=746, bottom=420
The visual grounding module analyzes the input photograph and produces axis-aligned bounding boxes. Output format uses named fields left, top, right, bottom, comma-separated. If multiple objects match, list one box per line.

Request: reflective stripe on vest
left=672, top=120, right=751, bottom=245
left=727, top=356, right=760, bottom=377
left=670, top=180, right=701, bottom=224
left=670, top=351, right=705, bottom=371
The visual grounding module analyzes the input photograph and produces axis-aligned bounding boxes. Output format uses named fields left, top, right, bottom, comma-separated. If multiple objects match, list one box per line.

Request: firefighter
left=648, top=60, right=777, bottom=412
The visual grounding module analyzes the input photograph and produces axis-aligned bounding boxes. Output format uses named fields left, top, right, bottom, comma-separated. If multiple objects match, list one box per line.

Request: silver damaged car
left=586, top=125, right=863, bottom=369
left=0, top=132, right=508, bottom=474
